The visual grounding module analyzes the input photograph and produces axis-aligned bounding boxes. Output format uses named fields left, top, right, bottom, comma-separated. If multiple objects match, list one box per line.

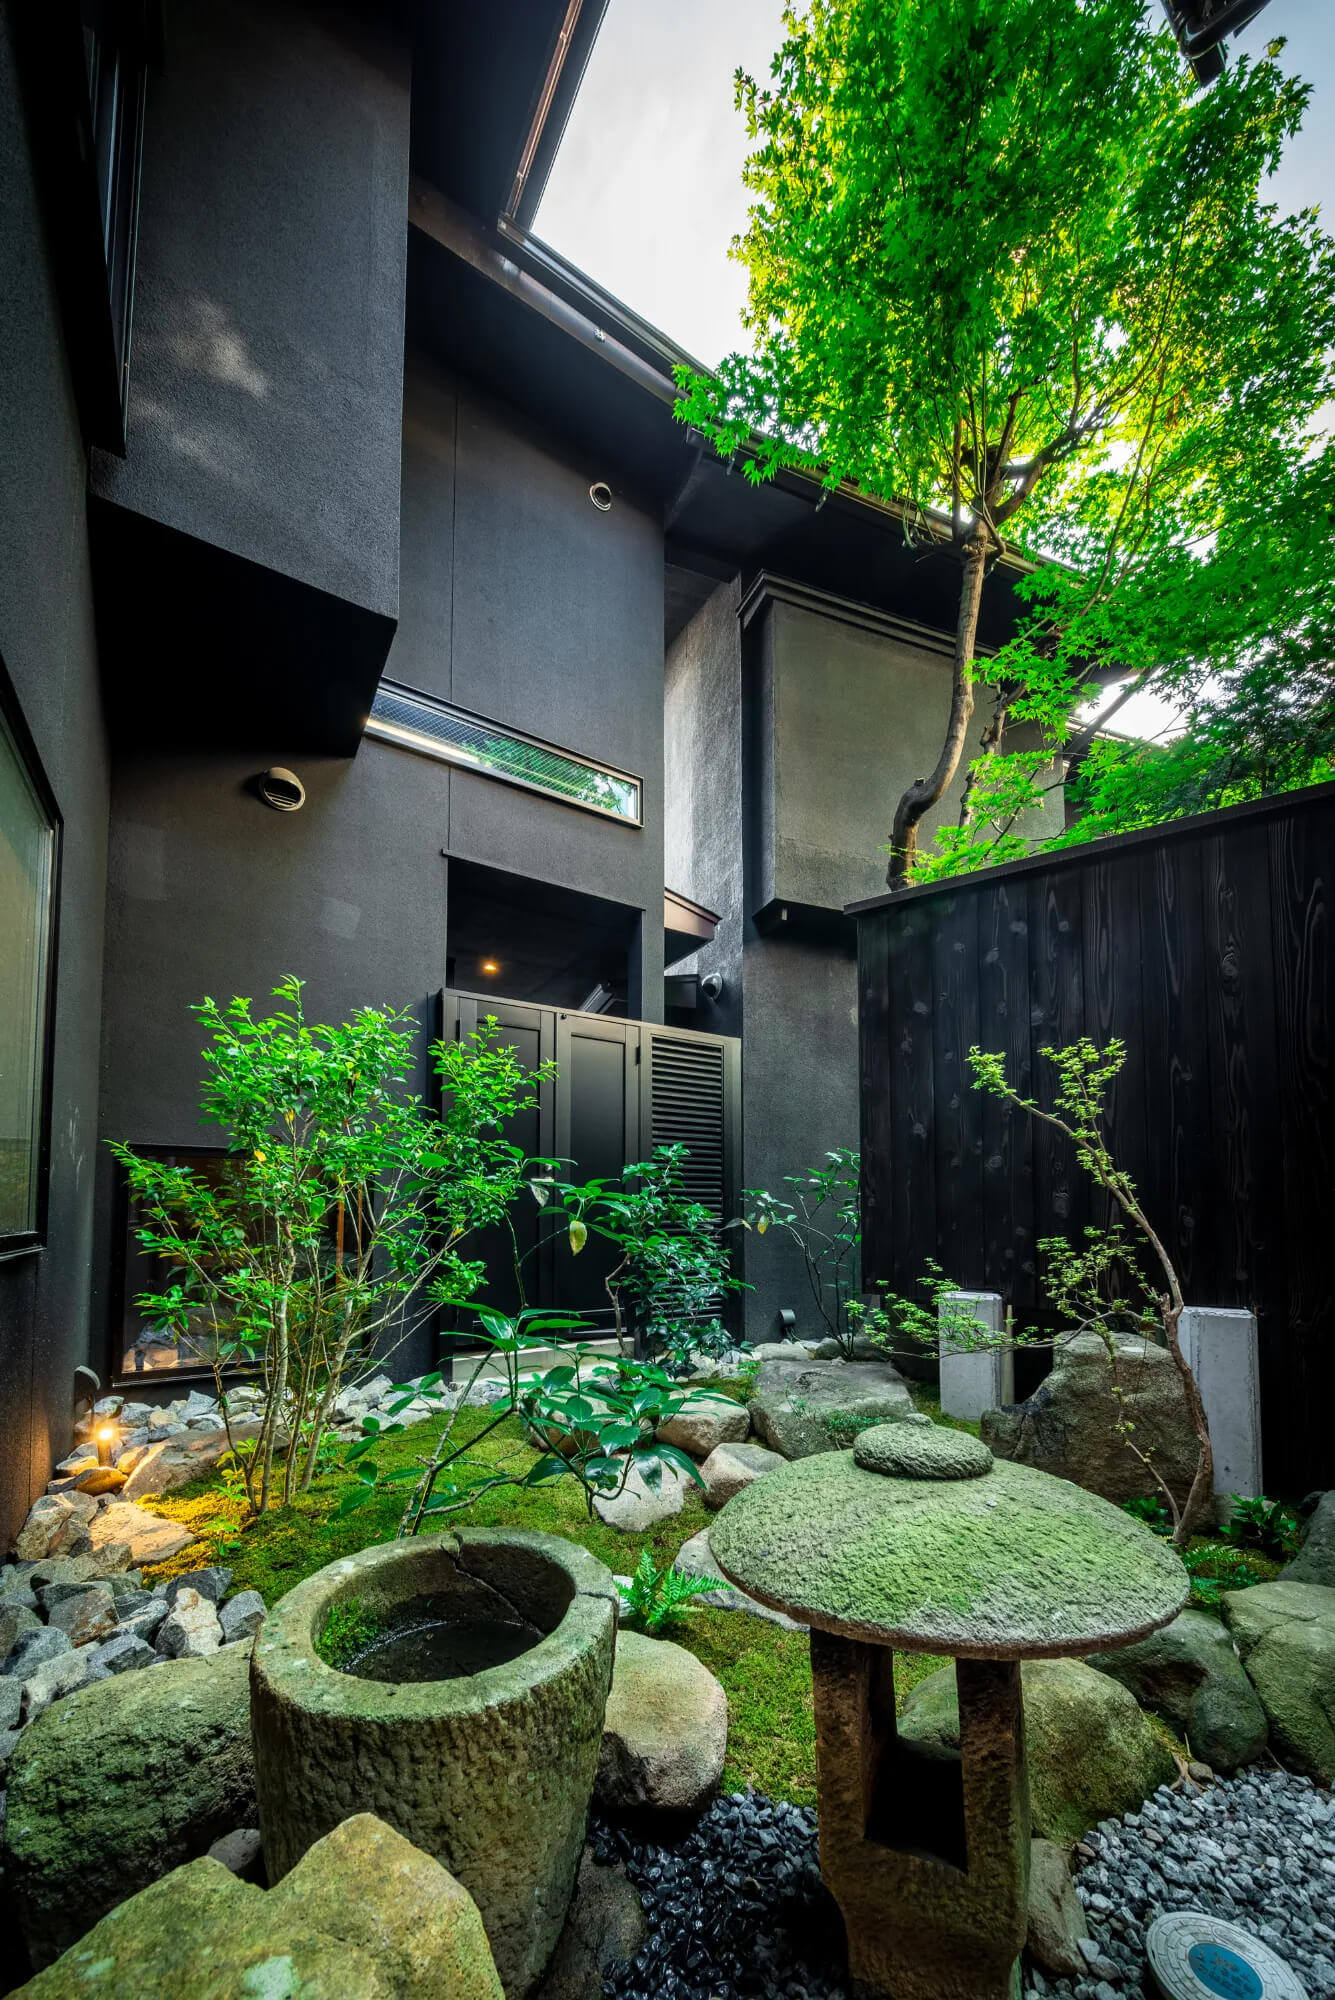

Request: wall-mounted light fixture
left=481, top=959, right=501, bottom=977
left=257, top=767, right=306, bottom=812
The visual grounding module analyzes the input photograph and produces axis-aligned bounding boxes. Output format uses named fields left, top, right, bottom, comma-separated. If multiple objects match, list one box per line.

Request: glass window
left=0, top=707, right=57, bottom=1248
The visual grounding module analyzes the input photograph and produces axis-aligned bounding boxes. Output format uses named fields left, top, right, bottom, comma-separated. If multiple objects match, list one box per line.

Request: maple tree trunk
left=885, top=533, right=988, bottom=889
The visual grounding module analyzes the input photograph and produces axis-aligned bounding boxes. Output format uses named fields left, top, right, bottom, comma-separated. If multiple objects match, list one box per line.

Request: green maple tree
left=676, top=0, right=1335, bottom=886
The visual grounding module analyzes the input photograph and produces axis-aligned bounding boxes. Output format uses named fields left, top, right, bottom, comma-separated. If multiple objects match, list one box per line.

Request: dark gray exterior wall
left=391, top=351, right=666, bottom=1010
left=0, top=20, right=111, bottom=1544
left=664, top=578, right=1065, bottom=1346
left=89, top=0, right=410, bottom=623
left=93, top=350, right=670, bottom=1379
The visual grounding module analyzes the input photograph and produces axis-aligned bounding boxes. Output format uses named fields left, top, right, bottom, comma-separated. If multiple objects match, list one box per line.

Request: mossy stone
left=251, top=1531, right=618, bottom=1998
left=2, top=1641, right=256, bottom=1968
left=1088, top=1607, right=1268, bottom=1774
left=12, top=1814, right=504, bottom=2000
left=1221, top=1580, right=1335, bottom=1783
left=853, top=1422, right=993, bottom=1481
left=710, top=1450, right=1187, bottom=1656
left=747, top=1356, right=914, bottom=1459
left=897, top=1657, right=1177, bottom=1842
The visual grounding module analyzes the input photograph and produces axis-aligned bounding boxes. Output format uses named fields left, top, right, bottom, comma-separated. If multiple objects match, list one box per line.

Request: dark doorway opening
left=446, top=858, right=636, bottom=1014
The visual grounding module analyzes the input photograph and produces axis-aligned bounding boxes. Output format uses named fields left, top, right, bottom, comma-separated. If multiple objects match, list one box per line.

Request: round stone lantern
left=710, top=1423, right=1188, bottom=2000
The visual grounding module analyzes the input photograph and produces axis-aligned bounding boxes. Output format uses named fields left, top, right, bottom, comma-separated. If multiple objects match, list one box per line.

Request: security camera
left=700, top=972, right=724, bottom=1001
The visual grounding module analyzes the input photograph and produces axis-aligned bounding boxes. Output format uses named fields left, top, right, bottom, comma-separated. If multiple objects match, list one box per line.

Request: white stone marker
left=1178, top=1306, right=1262, bottom=1502
left=939, top=1291, right=1012, bottom=1424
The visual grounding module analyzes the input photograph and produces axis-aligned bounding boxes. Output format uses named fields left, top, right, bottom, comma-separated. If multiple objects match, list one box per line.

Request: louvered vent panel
left=649, top=1035, right=726, bottom=1216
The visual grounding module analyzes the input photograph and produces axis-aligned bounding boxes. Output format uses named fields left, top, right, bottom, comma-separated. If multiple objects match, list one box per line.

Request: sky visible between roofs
left=535, top=0, right=1334, bottom=745
left=536, top=0, right=1335, bottom=369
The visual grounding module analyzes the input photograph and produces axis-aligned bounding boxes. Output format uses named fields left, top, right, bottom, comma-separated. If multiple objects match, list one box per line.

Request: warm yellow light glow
left=481, top=959, right=500, bottom=976
left=98, top=1426, right=115, bottom=1443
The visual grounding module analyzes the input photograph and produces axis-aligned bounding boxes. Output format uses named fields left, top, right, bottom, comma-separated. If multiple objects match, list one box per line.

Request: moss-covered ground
left=140, top=1397, right=943, bottom=1807
left=136, top=1381, right=1274, bottom=1801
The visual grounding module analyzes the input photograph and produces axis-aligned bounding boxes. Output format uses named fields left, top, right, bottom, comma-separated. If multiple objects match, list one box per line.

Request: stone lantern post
left=710, top=1422, right=1188, bottom=2000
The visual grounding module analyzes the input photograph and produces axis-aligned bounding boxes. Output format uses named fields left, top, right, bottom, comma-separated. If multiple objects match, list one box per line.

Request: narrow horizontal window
left=366, top=681, right=642, bottom=826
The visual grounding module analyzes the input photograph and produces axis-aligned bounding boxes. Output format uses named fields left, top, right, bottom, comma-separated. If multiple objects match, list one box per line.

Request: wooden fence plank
left=978, top=874, right=1036, bottom=1307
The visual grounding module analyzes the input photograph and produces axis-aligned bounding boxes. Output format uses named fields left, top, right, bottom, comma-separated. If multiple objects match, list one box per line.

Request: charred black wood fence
left=852, top=782, right=1334, bottom=1495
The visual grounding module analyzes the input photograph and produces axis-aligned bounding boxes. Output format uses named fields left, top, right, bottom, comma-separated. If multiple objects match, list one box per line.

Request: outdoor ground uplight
left=95, top=1425, right=117, bottom=1467
left=711, top=1421, right=1189, bottom=2000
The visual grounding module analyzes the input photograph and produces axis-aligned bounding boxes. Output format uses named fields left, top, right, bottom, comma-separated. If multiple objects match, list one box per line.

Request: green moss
left=710, top=1451, right=1189, bottom=1653
left=907, top=1386, right=983, bottom=1439
left=316, top=1599, right=384, bottom=1670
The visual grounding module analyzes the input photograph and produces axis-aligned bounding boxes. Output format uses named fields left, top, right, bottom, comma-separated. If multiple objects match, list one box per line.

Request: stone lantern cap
left=710, top=1425, right=1189, bottom=1658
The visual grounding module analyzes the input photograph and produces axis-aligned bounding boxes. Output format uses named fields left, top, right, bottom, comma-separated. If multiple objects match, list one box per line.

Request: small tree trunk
left=886, top=533, right=988, bottom=889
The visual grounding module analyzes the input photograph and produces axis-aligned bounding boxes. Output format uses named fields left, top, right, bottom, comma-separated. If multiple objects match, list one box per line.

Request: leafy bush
left=532, top=1143, right=742, bottom=1371
left=112, top=980, right=543, bottom=1513
left=741, top=1150, right=862, bottom=1354
left=617, top=1550, right=717, bottom=1633
left=1221, top=1495, right=1301, bottom=1561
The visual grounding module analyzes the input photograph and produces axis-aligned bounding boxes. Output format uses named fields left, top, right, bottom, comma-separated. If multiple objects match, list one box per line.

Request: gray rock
left=1088, top=1607, right=1268, bottom=1773
left=12, top=1496, right=92, bottom=1563
left=593, top=1458, right=694, bottom=1532
left=3, top=1627, right=71, bottom=1677
left=1282, top=1489, right=1335, bottom=1588
left=20, top=1646, right=90, bottom=1723
left=595, top=1631, right=727, bottom=1815
left=89, top=1500, right=197, bottom=1566
left=657, top=1398, right=750, bottom=1460
left=0, top=1675, right=22, bottom=1731
left=219, top=1589, right=266, bottom=1643
left=0, top=1725, right=19, bottom=1772
left=155, top=1586, right=223, bottom=1659
left=535, top=1847, right=647, bottom=2000
left=23, top=1555, right=100, bottom=1588
left=45, top=1585, right=119, bottom=1649
left=982, top=1332, right=1203, bottom=1519
left=105, top=1568, right=145, bottom=1597
left=700, top=1440, right=785, bottom=1511
left=1027, top=1836, right=1089, bottom=1977
left=0, top=1599, right=42, bottom=1660
left=206, top=1823, right=266, bottom=1882
left=117, top=1601, right=170, bottom=1646
left=747, top=1355, right=913, bottom=1459
left=88, top=1631, right=157, bottom=1675
left=672, top=1529, right=807, bottom=1630
left=93, top=1396, right=124, bottom=1417
left=1, top=1640, right=257, bottom=1966
left=165, top=1566, right=233, bottom=1607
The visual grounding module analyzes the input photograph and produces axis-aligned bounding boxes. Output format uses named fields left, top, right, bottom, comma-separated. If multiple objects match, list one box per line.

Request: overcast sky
left=536, top=0, right=1335, bottom=369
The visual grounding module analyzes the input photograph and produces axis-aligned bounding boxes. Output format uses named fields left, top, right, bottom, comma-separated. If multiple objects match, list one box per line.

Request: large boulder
left=595, top=1630, right=727, bottom=1815
left=12, top=1497, right=92, bottom=1564
left=1088, top=1608, right=1267, bottom=1774
left=88, top=1501, right=197, bottom=1567
left=747, top=1356, right=913, bottom=1460
left=700, top=1441, right=785, bottom=1511
left=1221, top=1580, right=1335, bottom=1784
left=119, top=1422, right=263, bottom=1504
left=897, top=1657, right=1175, bottom=1843
left=656, top=1398, right=749, bottom=1460
left=11, top=1813, right=503, bottom=2000
left=981, top=1334, right=1200, bottom=1514
left=1282, top=1491, right=1335, bottom=1588
left=2, top=1640, right=257, bottom=1966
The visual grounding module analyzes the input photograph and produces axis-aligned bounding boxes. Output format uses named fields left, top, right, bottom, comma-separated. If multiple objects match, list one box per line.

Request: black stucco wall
left=391, top=352, right=666, bottom=1008
left=0, top=20, right=111, bottom=1546
left=89, top=0, right=410, bottom=623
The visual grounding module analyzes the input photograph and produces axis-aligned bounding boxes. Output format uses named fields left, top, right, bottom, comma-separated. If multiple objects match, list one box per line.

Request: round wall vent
left=258, top=767, right=306, bottom=812
left=589, top=481, right=613, bottom=512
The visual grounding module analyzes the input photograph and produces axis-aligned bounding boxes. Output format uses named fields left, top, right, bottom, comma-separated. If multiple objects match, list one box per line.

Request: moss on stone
left=710, top=1451, right=1188, bottom=1656
left=316, top=1598, right=384, bottom=1669
left=853, top=1422, right=993, bottom=1480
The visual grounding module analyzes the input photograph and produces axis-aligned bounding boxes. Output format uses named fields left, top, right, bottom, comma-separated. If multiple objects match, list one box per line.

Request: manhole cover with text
left=1146, top=1912, right=1309, bottom=2000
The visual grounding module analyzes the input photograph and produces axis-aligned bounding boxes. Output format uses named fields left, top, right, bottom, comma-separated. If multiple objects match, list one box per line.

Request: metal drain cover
left=1146, top=1912, right=1310, bottom=2000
